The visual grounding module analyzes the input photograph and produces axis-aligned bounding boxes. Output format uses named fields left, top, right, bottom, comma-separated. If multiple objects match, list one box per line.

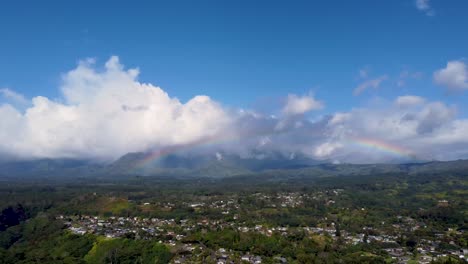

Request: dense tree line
left=0, top=169, right=466, bottom=263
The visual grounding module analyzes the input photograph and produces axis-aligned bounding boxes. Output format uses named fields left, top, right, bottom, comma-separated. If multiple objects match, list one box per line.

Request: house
left=437, top=200, right=449, bottom=207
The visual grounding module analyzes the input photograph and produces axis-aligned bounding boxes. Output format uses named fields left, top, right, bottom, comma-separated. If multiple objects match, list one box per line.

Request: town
left=59, top=190, right=467, bottom=264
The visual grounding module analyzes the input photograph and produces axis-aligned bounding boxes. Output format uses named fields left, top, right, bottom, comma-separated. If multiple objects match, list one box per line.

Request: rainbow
left=132, top=125, right=281, bottom=170
left=348, top=137, right=414, bottom=158
left=133, top=135, right=229, bottom=170
left=131, top=132, right=416, bottom=170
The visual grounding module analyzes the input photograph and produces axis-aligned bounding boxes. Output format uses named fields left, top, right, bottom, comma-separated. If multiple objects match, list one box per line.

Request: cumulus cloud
left=314, top=142, right=343, bottom=158
left=353, top=75, right=388, bottom=96
left=1, top=56, right=468, bottom=164
left=0, top=88, right=28, bottom=105
left=434, top=60, right=468, bottom=92
left=282, top=94, right=323, bottom=116
left=313, top=98, right=467, bottom=162
left=395, top=95, right=425, bottom=107
left=0, top=57, right=327, bottom=161
left=415, top=0, right=434, bottom=16
left=236, top=95, right=468, bottom=163
left=0, top=56, right=231, bottom=160
left=273, top=94, right=323, bottom=131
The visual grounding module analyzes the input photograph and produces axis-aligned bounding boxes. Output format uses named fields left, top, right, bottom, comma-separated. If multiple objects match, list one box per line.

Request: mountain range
left=1, top=151, right=468, bottom=179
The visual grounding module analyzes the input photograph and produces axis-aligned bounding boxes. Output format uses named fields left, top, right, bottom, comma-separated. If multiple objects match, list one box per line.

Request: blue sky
left=1, top=0, right=468, bottom=162
left=1, top=0, right=467, bottom=112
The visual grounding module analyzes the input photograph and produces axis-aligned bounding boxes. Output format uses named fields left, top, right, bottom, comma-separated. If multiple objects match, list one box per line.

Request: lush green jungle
left=0, top=160, right=467, bottom=264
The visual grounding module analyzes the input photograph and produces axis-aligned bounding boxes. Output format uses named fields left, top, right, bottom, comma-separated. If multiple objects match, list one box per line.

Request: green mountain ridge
left=1, top=152, right=468, bottom=179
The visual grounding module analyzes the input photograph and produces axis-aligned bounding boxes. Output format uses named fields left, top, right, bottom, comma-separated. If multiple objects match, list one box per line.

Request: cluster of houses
left=61, top=215, right=183, bottom=241
left=59, top=213, right=466, bottom=263
left=138, top=190, right=343, bottom=216
left=56, top=190, right=465, bottom=263
left=249, top=190, right=343, bottom=208
left=172, top=247, right=266, bottom=264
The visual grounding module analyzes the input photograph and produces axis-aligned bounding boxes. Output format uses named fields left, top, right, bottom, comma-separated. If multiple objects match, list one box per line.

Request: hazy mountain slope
left=1, top=152, right=468, bottom=179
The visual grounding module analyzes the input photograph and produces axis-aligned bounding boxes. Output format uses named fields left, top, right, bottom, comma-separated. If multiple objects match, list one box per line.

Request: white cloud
left=233, top=96, right=468, bottom=163
left=0, top=88, right=28, bottom=105
left=184, top=92, right=466, bottom=162
left=0, top=56, right=231, bottom=160
left=282, top=94, right=323, bottom=116
left=415, top=0, right=434, bottom=16
left=329, top=112, right=351, bottom=125
left=397, top=70, right=423, bottom=87
left=434, top=60, right=468, bottom=92
left=395, top=95, right=425, bottom=107
left=2, top=56, right=468, bottom=164
left=353, top=75, right=388, bottom=96
left=316, top=98, right=467, bottom=162
left=314, top=142, right=342, bottom=158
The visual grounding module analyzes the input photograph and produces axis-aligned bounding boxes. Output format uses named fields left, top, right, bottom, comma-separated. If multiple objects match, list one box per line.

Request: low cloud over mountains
left=1, top=57, right=468, bottom=163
